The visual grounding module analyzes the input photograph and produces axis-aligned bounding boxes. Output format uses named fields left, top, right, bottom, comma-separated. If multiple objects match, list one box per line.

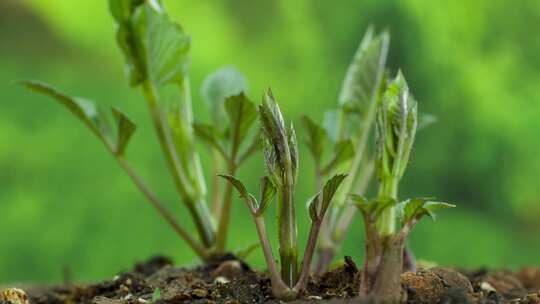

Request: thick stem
left=359, top=220, right=381, bottom=295
left=116, top=158, right=208, bottom=259
left=142, top=80, right=215, bottom=247
left=376, top=176, right=398, bottom=236
left=278, top=185, right=298, bottom=287
left=370, top=237, right=405, bottom=303
left=403, top=246, right=417, bottom=273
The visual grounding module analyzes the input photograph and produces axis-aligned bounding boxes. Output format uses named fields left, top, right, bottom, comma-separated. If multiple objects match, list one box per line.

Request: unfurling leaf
left=225, top=93, right=257, bottom=146
left=339, top=27, right=389, bottom=116
left=259, top=89, right=295, bottom=187
left=321, top=174, right=348, bottom=211
left=398, top=198, right=455, bottom=224
left=321, top=139, right=354, bottom=174
left=110, top=0, right=190, bottom=86
left=307, top=174, right=347, bottom=222
left=258, top=176, right=277, bottom=215
left=112, top=107, right=136, bottom=155
left=219, top=174, right=258, bottom=214
left=301, top=115, right=327, bottom=164
left=202, top=66, right=248, bottom=124
left=375, top=71, right=418, bottom=181
left=20, top=80, right=137, bottom=154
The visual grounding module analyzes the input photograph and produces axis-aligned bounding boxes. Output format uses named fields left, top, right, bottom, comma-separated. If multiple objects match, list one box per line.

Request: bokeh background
left=2, top=0, right=540, bottom=284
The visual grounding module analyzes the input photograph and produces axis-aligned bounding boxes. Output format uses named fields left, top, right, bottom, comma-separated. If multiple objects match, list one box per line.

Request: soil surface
left=8, top=255, right=540, bottom=304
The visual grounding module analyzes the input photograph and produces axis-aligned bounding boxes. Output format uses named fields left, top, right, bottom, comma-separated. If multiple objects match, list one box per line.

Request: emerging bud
left=375, top=71, right=418, bottom=182
left=259, top=89, right=298, bottom=187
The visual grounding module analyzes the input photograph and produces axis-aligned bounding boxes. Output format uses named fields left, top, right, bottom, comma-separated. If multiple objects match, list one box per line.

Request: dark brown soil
left=13, top=255, right=540, bottom=304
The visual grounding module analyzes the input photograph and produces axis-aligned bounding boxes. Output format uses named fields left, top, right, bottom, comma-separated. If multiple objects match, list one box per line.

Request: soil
left=9, top=255, right=540, bottom=304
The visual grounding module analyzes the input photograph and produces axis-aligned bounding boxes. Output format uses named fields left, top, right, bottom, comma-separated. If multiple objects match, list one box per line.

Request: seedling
left=220, top=90, right=347, bottom=299
left=305, top=27, right=436, bottom=273
left=19, top=0, right=260, bottom=260
left=351, top=71, right=454, bottom=302
left=302, top=27, right=389, bottom=272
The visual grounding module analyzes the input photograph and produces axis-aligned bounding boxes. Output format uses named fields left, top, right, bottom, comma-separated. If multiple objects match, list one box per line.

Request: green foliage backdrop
left=1, top=0, right=540, bottom=283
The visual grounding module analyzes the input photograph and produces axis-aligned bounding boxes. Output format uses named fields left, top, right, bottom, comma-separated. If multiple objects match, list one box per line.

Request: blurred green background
left=2, top=0, right=540, bottom=284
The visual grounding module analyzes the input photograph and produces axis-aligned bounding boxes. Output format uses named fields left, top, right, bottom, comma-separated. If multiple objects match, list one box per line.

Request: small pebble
left=0, top=288, right=29, bottom=304
left=192, top=288, right=208, bottom=298
left=212, top=260, right=243, bottom=280
left=481, top=281, right=496, bottom=293
left=214, top=276, right=230, bottom=284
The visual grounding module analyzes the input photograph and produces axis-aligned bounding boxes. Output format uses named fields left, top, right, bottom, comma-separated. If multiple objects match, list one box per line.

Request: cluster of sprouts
left=21, top=0, right=454, bottom=301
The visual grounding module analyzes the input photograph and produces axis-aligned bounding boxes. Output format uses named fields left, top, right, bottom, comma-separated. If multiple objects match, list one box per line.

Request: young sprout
left=220, top=89, right=347, bottom=299
left=306, top=27, right=437, bottom=273
left=351, top=71, right=454, bottom=302
left=20, top=0, right=260, bottom=261
left=303, top=27, right=390, bottom=273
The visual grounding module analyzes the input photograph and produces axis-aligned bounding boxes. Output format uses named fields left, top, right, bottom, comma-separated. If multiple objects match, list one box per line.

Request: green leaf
left=111, top=0, right=190, bottom=86
left=321, top=139, right=354, bottom=174
left=321, top=174, right=348, bottom=211
left=351, top=194, right=397, bottom=221
left=350, top=194, right=375, bottom=217
left=224, top=93, right=257, bottom=146
left=422, top=201, right=455, bottom=220
left=258, top=176, right=277, bottom=215
left=202, top=66, right=248, bottom=123
left=398, top=198, right=455, bottom=223
left=339, top=27, right=389, bottom=115
left=301, top=115, right=327, bottom=164
left=193, top=122, right=227, bottom=158
left=112, top=107, right=136, bottom=155
left=308, top=174, right=347, bottom=222
left=219, top=174, right=258, bottom=213
left=21, top=80, right=101, bottom=134
left=307, top=193, right=321, bottom=222
left=20, top=80, right=138, bottom=156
